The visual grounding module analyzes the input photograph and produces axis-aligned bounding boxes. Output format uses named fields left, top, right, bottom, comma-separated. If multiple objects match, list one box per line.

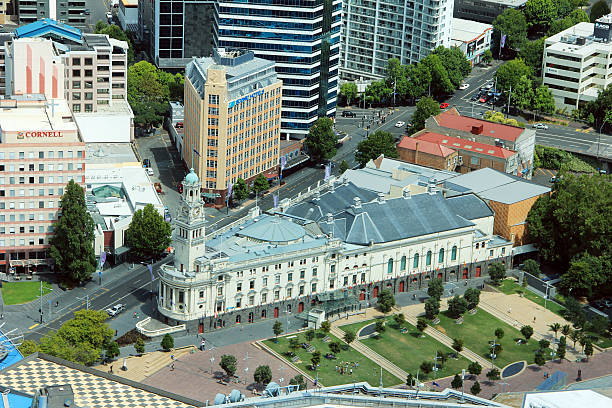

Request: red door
left=475, top=266, right=481, bottom=277
left=373, top=286, right=379, bottom=298
left=359, top=292, right=366, bottom=300
left=298, top=302, right=304, bottom=313
left=198, top=322, right=204, bottom=334
left=437, top=273, right=443, bottom=279
left=399, top=281, right=405, bottom=292
left=274, top=307, right=279, bottom=318
left=462, top=268, right=468, bottom=279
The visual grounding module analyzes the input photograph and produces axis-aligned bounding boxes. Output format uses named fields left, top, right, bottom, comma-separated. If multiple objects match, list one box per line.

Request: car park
left=440, top=103, right=449, bottom=109
left=395, top=121, right=405, bottom=128
left=105, top=304, right=125, bottom=317
left=533, top=123, right=548, bottom=130
left=341, top=111, right=356, bottom=117
left=459, top=83, right=469, bottom=90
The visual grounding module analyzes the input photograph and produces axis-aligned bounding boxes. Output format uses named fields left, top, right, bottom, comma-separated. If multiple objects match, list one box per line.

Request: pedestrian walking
left=171, top=363, right=175, bottom=371
left=534, top=316, right=536, bottom=323
left=508, top=307, right=511, bottom=314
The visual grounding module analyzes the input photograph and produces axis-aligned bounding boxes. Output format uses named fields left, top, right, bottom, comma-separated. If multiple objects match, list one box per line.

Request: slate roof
left=237, top=215, right=306, bottom=242
left=319, top=193, right=475, bottom=245
left=445, top=193, right=494, bottom=220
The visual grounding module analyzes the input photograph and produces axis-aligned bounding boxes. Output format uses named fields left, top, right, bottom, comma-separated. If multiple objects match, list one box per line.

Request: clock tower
left=173, top=168, right=206, bottom=274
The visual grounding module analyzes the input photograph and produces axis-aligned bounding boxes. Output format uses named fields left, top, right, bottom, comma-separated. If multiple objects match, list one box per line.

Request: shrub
left=134, top=338, right=145, bottom=355
left=452, top=338, right=464, bottom=352
left=451, top=374, right=463, bottom=389
left=495, top=328, right=505, bottom=339
left=468, top=361, right=482, bottom=376
left=116, top=328, right=149, bottom=346
left=160, top=334, right=174, bottom=351
left=539, top=339, right=550, bottom=350
left=521, top=325, right=534, bottom=340
left=375, top=320, right=385, bottom=333
left=420, top=361, right=434, bottom=374
left=486, top=368, right=500, bottom=381
left=470, top=381, right=481, bottom=396
left=254, top=365, right=272, bottom=385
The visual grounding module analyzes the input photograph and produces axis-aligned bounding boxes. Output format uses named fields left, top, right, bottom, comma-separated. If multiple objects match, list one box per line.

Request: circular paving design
left=501, top=361, right=526, bottom=378
left=357, top=323, right=377, bottom=338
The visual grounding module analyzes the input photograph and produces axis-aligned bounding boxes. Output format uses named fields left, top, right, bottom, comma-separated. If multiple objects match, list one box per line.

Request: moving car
left=146, top=168, right=154, bottom=176
left=533, top=123, right=548, bottom=130
left=440, top=103, right=449, bottom=109
left=459, top=83, right=469, bottom=90
left=142, top=158, right=151, bottom=168
left=105, top=304, right=125, bottom=317
left=341, top=111, right=356, bottom=117
left=395, top=121, right=405, bottom=128
left=106, top=12, right=113, bottom=22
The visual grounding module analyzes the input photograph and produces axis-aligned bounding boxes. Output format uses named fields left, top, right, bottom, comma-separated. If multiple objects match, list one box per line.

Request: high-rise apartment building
left=138, top=0, right=216, bottom=69
left=16, top=0, right=86, bottom=27
left=216, top=0, right=341, bottom=138
left=183, top=49, right=282, bottom=206
left=0, top=96, right=85, bottom=274
left=341, top=0, right=454, bottom=80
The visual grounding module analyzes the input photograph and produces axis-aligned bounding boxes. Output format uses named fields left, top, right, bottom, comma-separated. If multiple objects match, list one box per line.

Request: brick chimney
left=414, top=141, right=419, bottom=164
left=471, top=124, right=483, bottom=135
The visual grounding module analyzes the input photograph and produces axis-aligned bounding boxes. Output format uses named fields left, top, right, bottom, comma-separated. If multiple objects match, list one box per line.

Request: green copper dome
left=184, top=168, right=199, bottom=185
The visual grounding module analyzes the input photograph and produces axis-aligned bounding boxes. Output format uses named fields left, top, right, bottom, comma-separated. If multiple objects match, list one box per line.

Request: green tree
left=355, top=131, right=398, bottom=167
left=431, top=46, right=472, bottom=88
left=427, top=277, right=444, bottom=300
left=470, top=380, right=482, bottom=396
left=304, top=117, right=337, bottom=163
left=105, top=341, right=120, bottom=360
left=420, top=361, right=434, bottom=374
left=523, top=259, right=541, bottom=276
left=289, top=337, right=300, bottom=352
left=406, top=63, right=432, bottom=101
left=590, top=0, right=611, bottom=22
left=524, top=0, right=557, bottom=32
left=134, top=338, right=145, bottom=355
left=521, top=325, right=534, bottom=340
left=563, top=297, right=587, bottom=327
left=468, top=361, right=482, bottom=377
left=534, top=350, right=546, bottom=366
left=377, top=289, right=396, bottom=313
left=451, top=374, right=463, bottom=389
left=339, top=160, right=349, bottom=174
left=486, top=368, right=500, bottom=381
left=365, top=80, right=392, bottom=106
left=232, top=178, right=248, bottom=201
left=560, top=253, right=609, bottom=298
left=252, top=174, right=270, bottom=196
left=394, top=313, right=406, bottom=327
left=417, top=317, right=428, bottom=334
left=311, top=350, right=321, bottom=367
left=452, top=338, right=464, bottom=352
left=425, top=297, right=440, bottom=320
left=161, top=334, right=174, bottom=351
left=254, top=365, right=272, bottom=385
left=273, top=320, right=283, bottom=340
left=420, top=54, right=454, bottom=97
left=512, top=75, right=535, bottom=111
left=561, top=325, right=571, bottom=337
left=568, top=329, right=580, bottom=348
left=492, top=9, right=528, bottom=52
left=533, top=85, right=556, bottom=115
left=496, top=59, right=533, bottom=92
left=447, top=295, right=469, bottom=319
left=329, top=341, right=342, bottom=354
left=539, top=339, right=551, bottom=349
left=375, top=319, right=386, bottom=333
left=482, top=49, right=493, bottom=64
left=410, top=96, right=441, bottom=132
left=584, top=341, right=593, bottom=360
left=49, top=180, right=96, bottom=283
left=321, top=320, right=331, bottom=333
left=38, top=310, right=114, bottom=366
left=305, top=329, right=315, bottom=341
left=19, top=340, right=40, bottom=357
left=463, top=287, right=481, bottom=310
left=127, top=61, right=170, bottom=128
left=343, top=330, right=356, bottom=344
left=340, top=82, right=358, bottom=106
left=549, top=322, right=561, bottom=339
left=289, top=374, right=307, bottom=390
left=495, top=328, right=505, bottom=340
left=159, top=70, right=185, bottom=101
left=125, top=203, right=171, bottom=260
left=489, top=262, right=506, bottom=286
left=557, top=342, right=567, bottom=361
left=220, top=354, right=237, bottom=377
left=548, top=9, right=590, bottom=36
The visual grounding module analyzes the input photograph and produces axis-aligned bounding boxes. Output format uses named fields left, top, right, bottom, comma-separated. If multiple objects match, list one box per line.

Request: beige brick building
left=183, top=49, right=282, bottom=206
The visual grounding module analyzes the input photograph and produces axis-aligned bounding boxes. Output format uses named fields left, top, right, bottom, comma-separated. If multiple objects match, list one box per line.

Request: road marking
left=28, top=323, right=39, bottom=329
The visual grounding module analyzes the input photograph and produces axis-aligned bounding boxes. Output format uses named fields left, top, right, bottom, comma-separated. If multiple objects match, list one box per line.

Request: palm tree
left=568, top=329, right=579, bottom=349
left=548, top=323, right=561, bottom=339
left=561, top=324, right=571, bottom=337
left=578, top=332, right=587, bottom=352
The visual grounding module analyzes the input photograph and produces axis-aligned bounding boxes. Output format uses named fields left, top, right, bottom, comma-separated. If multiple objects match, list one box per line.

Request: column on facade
left=171, top=287, right=176, bottom=311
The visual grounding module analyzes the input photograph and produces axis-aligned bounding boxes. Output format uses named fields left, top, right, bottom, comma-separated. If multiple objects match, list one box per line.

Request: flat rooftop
left=85, top=142, right=138, bottom=164
left=0, top=98, right=77, bottom=132
left=545, top=22, right=612, bottom=56
left=451, top=18, right=493, bottom=43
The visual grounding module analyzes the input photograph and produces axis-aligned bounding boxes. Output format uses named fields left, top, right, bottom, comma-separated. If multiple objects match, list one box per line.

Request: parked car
left=146, top=168, right=154, bottom=176
left=177, top=182, right=183, bottom=194
left=395, top=121, right=406, bottom=128
left=341, top=110, right=356, bottom=117
left=143, top=158, right=151, bottom=168
left=459, top=83, right=469, bottom=90
left=440, top=103, right=449, bottom=109
left=471, top=93, right=480, bottom=101
left=533, top=123, right=548, bottom=130
left=604, top=300, right=612, bottom=308
left=479, top=95, right=489, bottom=103
left=484, top=82, right=494, bottom=90
left=106, top=11, right=113, bottom=22
left=105, top=304, right=125, bottom=317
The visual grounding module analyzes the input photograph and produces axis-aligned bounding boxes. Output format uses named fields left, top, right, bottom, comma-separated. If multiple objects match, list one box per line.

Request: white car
left=146, top=168, right=154, bottom=176
left=459, top=83, right=469, bottom=90
left=532, top=123, right=548, bottom=130
left=106, top=12, right=113, bottom=20
left=395, top=121, right=406, bottom=128
left=105, top=304, right=125, bottom=317
left=484, top=82, right=494, bottom=90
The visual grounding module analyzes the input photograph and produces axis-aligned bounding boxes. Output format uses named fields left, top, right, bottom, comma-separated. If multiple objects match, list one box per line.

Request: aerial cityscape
left=0, top=0, right=611, bottom=407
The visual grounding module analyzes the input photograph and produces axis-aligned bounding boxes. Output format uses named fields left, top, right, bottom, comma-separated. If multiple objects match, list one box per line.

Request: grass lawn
left=1, top=281, right=53, bottom=305
left=434, top=308, right=553, bottom=368
left=341, top=318, right=471, bottom=380
left=497, top=279, right=566, bottom=317
left=263, top=332, right=401, bottom=387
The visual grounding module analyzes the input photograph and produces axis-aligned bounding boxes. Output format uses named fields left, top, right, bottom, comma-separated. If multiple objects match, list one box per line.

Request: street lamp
left=544, top=282, right=552, bottom=310
left=598, top=118, right=609, bottom=162
left=490, top=339, right=499, bottom=368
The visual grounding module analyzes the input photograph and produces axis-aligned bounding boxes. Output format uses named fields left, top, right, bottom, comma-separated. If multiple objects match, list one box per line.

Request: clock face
left=193, top=207, right=201, bottom=217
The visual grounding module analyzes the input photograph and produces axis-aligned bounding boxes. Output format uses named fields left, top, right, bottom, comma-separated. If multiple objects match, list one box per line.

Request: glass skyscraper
left=216, top=0, right=341, bottom=139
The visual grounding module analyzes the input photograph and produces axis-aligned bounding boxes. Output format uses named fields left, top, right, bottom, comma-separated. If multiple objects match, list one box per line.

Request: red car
left=440, top=103, right=449, bottom=109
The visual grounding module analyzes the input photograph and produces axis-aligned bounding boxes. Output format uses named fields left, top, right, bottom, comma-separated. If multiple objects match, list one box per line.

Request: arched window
left=451, top=245, right=457, bottom=261
left=413, top=253, right=419, bottom=268
left=438, top=248, right=445, bottom=263
left=387, top=258, right=393, bottom=274
left=400, top=256, right=407, bottom=270
left=426, top=251, right=432, bottom=266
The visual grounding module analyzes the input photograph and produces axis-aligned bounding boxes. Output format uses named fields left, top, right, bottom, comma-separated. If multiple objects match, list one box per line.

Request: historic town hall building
left=157, top=169, right=512, bottom=332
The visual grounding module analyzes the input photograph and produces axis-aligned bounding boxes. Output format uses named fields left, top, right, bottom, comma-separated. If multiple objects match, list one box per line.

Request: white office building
left=542, top=15, right=612, bottom=111
left=340, top=0, right=454, bottom=80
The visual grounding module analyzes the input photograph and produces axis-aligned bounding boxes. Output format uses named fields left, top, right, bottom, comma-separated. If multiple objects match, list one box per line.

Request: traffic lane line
left=536, top=132, right=593, bottom=146
left=28, top=323, right=39, bottom=330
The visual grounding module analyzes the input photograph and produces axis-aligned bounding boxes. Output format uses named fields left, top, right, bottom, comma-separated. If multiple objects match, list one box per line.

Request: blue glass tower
left=216, top=0, right=341, bottom=139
